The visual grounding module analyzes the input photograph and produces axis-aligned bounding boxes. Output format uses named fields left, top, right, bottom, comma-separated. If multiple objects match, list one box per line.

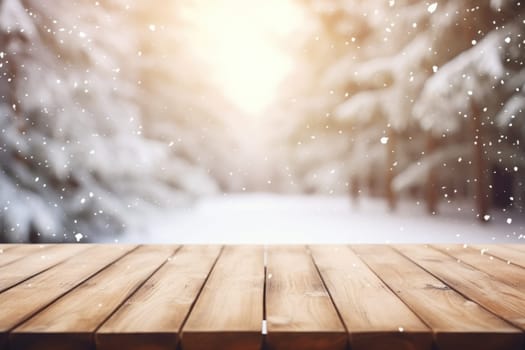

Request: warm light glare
left=185, top=0, right=304, bottom=116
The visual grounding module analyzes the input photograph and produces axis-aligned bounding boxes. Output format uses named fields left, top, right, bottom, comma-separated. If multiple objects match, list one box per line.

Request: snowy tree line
left=270, top=0, right=525, bottom=220
left=0, top=0, right=242, bottom=242
left=1, top=0, right=524, bottom=242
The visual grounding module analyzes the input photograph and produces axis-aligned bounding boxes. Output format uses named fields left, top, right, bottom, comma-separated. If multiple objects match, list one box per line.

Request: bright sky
left=184, top=0, right=305, bottom=116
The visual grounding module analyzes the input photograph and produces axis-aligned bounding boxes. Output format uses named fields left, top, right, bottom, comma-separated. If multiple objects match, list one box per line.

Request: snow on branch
left=392, top=143, right=472, bottom=192
left=496, top=94, right=525, bottom=128
left=0, top=0, right=36, bottom=38
left=334, top=90, right=387, bottom=123
left=414, top=21, right=524, bottom=134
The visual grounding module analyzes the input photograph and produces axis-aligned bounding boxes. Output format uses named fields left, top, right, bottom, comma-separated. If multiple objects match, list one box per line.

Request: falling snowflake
left=427, top=3, right=438, bottom=13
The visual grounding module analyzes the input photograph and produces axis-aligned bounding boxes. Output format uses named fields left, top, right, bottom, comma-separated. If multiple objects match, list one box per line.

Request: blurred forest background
left=0, top=0, right=524, bottom=242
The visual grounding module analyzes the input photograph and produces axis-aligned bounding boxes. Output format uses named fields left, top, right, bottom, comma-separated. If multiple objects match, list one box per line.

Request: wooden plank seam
left=348, top=245, right=433, bottom=332
left=174, top=246, right=225, bottom=347
left=424, top=245, right=525, bottom=330
left=181, top=246, right=264, bottom=350
left=470, top=245, right=525, bottom=269
left=0, top=245, right=90, bottom=294
left=8, top=245, right=178, bottom=350
left=306, top=246, right=350, bottom=343
left=4, top=245, right=140, bottom=335
left=392, top=245, right=525, bottom=333
left=1, top=244, right=524, bottom=350
left=430, top=245, right=525, bottom=291
left=91, top=245, right=183, bottom=338
left=342, top=245, right=434, bottom=350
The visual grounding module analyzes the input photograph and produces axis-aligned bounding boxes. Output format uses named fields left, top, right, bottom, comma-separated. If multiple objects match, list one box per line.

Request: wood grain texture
left=181, top=245, right=264, bottom=350
left=0, top=244, right=88, bottom=293
left=395, top=244, right=525, bottom=331
left=432, top=244, right=525, bottom=289
left=10, top=245, right=177, bottom=350
left=0, top=244, right=524, bottom=350
left=354, top=245, right=522, bottom=350
left=0, top=245, right=53, bottom=268
left=309, top=245, right=432, bottom=350
left=96, top=245, right=221, bottom=350
left=266, top=246, right=347, bottom=350
left=471, top=244, right=525, bottom=269
left=0, top=245, right=134, bottom=350
left=505, top=244, right=525, bottom=253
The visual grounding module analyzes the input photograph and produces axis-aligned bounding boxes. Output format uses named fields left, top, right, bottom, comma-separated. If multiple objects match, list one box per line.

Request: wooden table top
left=0, top=244, right=523, bottom=350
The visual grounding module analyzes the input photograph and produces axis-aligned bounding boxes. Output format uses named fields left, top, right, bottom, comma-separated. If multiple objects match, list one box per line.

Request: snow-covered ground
left=119, top=194, right=525, bottom=244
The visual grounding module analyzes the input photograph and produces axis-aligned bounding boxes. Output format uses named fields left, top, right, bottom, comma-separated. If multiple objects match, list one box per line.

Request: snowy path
left=122, top=194, right=525, bottom=244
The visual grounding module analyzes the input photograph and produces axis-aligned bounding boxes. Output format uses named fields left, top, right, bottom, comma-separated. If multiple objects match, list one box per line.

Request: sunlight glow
left=184, top=0, right=304, bottom=116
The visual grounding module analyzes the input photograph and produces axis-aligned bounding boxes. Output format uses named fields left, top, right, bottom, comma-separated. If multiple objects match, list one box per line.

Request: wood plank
left=181, top=245, right=264, bottom=350
left=395, top=244, right=525, bottom=331
left=353, top=245, right=522, bottom=350
left=309, top=245, right=432, bottom=350
left=505, top=244, right=525, bottom=253
left=10, top=245, right=177, bottom=350
left=0, top=245, right=135, bottom=350
left=96, top=245, right=221, bottom=350
left=432, top=244, right=525, bottom=289
left=0, top=244, right=88, bottom=293
left=469, top=245, right=525, bottom=268
left=0, top=245, right=53, bottom=268
left=265, top=246, right=347, bottom=350
left=0, top=245, right=13, bottom=255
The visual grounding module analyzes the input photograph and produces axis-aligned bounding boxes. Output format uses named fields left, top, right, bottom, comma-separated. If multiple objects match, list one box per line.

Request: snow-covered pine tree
left=275, top=0, right=434, bottom=203
left=274, top=0, right=524, bottom=217
left=0, top=0, right=223, bottom=242
left=412, top=1, right=525, bottom=217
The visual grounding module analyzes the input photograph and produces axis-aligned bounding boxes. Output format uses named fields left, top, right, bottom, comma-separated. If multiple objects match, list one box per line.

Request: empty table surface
left=0, top=244, right=524, bottom=350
